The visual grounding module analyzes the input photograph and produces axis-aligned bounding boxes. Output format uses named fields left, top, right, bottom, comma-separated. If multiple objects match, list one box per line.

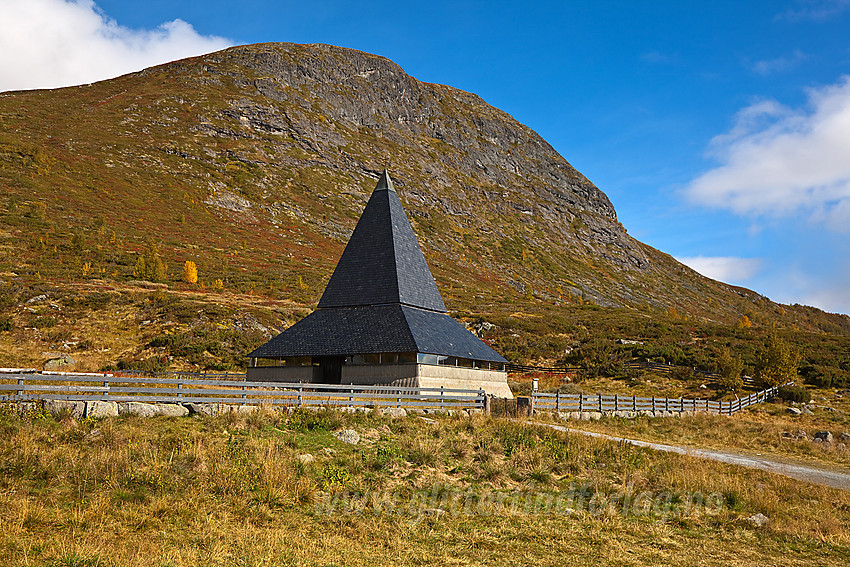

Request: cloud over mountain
left=0, top=0, right=231, bottom=92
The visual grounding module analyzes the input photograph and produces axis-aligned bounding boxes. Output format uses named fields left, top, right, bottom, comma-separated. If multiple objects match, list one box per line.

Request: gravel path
left=535, top=422, right=850, bottom=491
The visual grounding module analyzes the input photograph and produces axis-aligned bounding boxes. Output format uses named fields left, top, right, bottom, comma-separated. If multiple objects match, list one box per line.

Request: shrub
left=133, top=241, right=167, bottom=282
left=716, top=347, right=744, bottom=392
left=0, top=318, right=11, bottom=332
left=778, top=385, right=811, bottom=404
left=755, top=333, right=799, bottom=387
left=182, top=260, right=198, bottom=284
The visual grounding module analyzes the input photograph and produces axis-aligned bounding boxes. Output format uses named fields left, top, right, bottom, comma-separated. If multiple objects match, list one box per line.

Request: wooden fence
left=531, top=385, right=782, bottom=416
left=0, top=372, right=486, bottom=411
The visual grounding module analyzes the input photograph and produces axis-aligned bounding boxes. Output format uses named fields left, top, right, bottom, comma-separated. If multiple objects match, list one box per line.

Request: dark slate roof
left=248, top=305, right=507, bottom=363
left=317, top=171, right=446, bottom=312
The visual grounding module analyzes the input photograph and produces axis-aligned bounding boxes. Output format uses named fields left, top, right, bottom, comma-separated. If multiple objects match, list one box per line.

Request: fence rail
left=0, top=372, right=486, bottom=411
left=531, top=385, right=783, bottom=416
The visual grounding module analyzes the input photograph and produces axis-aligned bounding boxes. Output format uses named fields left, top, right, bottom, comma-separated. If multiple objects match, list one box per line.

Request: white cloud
left=0, top=0, right=232, bottom=92
left=751, top=50, right=808, bottom=75
left=640, top=51, right=679, bottom=65
left=684, top=76, right=850, bottom=229
left=676, top=256, right=763, bottom=284
left=777, top=0, right=850, bottom=21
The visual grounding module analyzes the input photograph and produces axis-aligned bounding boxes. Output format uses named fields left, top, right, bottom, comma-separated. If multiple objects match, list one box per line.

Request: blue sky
left=2, top=0, right=850, bottom=314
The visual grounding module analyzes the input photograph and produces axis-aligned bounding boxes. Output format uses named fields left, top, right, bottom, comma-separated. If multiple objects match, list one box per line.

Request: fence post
left=633, top=395, right=636, bottom=412
left=652, top=397, right=656, bottom=413
left=598, top=394, right=602, bottom=413
left=483, top=394, right=491, bottom=415
left=555, top=391, right=560, bottom=414
left=614, top=393, right=618, bottom=412
left=579, top=394, right=583, bottom=413
left=17, top=377, right=24, bottom=398
left=665, top=397, right=669, bottom=412
left=241, top=382, right=247, bottom=400
left=298, top=385, right=303, bottom=408
left=177, top=381, right=183, bottom=399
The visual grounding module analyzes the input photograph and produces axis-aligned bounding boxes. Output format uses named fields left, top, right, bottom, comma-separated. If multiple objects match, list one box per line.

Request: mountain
left=1, top=42, right=848, bottom=372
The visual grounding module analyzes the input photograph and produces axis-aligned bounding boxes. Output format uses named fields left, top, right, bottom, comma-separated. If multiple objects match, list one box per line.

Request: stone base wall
left=416, top=365, right=513, bottom=398
left=247, top=364, right=513, bottom=398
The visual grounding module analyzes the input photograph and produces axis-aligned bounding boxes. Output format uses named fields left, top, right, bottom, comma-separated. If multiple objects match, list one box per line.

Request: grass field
left=532, top=387, right=850, bottom=469
left=1, top=405, right=848, bottom=566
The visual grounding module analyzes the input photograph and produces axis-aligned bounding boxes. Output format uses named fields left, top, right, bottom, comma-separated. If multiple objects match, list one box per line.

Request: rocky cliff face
left=166, top=43, right=653, bottom=293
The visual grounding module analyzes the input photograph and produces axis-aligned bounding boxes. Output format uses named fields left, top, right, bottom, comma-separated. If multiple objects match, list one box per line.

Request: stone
left=813, top=431, right=833, bottom=443
left=801, top=407, right=814, bottom=415
left=185, top=402, right=223, bottom=416
left=43, top=399, right=84, bottom=419
left=333, top=429, right=360, bottom=445
left=118, top=402, right=159, bottom=417
left=156, top=404, right=189, bottom=417
left=17, top=401, right=40, bottom=415
left=231, top=405, right=257, bottom=415
left=43, top=354, right=75, bottom=370
left=786, top=407, right=802, bottom=416
left=85, top=400, right=118, bottom=418
left=795, top=430, right=809, bottom=440
left=781, top=431, right=794, bottom=439
left=381, top=407, right=407, bottom=418
left=839, top=432, right=850, bottom=442
left=813, top=437, right=823, bottom=444
left=26, top=294, right=48, bottom=304
left=321, top=447, right=337, bottom=456
left=298, top=454, right=315, bottom=464
left=745, top=513, right=769, bottom=527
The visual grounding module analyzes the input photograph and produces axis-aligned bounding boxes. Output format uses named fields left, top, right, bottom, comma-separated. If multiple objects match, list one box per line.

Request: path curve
left=534, top=422, right=850, bottom=492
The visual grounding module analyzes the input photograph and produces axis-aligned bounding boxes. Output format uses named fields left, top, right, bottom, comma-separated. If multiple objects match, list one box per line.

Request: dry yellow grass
left=0, top=405, right=848, bottom=566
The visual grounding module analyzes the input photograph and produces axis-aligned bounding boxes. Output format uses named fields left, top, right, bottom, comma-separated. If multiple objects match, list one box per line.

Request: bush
left=800, top=364, right=849, bottom=388
left=778, top=385, right=811, bottom=404
left=0, top=318, right=11, bottom=332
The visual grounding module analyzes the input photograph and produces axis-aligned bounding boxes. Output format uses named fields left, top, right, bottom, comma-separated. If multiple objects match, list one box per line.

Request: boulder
left=118, top=402, right=159, bottom=417
left=85, top=401, right=118, bottom=418
left=43, top=399, right=84, bottom=419
left=745, top=513, right=769, bottom=527
left=786, top=407, right=802, bottom=416
left=333, top=429, right=360, bottom=445
left=801, top=406, right=814, bottom=415
left=43, top=354, right=75, bottom=370
left=839, top=432, right=850, bottom=443
left=298, top=454, right=315, bottom=464
left=813, top=431, right=833, bottom=444
left=156, top=404, right=189, bottom=417
left=184, top=402, right=223, bottom=416
left=381, top=407, right=407, bottom=418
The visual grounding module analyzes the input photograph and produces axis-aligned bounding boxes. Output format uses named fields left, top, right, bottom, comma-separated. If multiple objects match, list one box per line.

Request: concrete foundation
left=247, top=363, right=513, bottom=398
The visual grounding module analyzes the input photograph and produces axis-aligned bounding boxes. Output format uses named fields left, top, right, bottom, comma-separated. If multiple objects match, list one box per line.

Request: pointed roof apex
left=374, top=169, right=395, bottom=192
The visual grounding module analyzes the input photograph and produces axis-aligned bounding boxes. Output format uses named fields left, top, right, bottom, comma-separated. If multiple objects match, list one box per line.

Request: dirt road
left=536, top=422, right=850, bottom=491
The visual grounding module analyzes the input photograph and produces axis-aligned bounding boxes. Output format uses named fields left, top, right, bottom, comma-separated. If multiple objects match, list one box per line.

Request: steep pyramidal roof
left=317, top=170, right=446, bottom=312
left=249, top=171, right=506, bottom=364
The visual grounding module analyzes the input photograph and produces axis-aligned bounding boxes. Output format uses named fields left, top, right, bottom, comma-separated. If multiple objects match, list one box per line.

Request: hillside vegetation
left=0, top=42, right=848, bottom=384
